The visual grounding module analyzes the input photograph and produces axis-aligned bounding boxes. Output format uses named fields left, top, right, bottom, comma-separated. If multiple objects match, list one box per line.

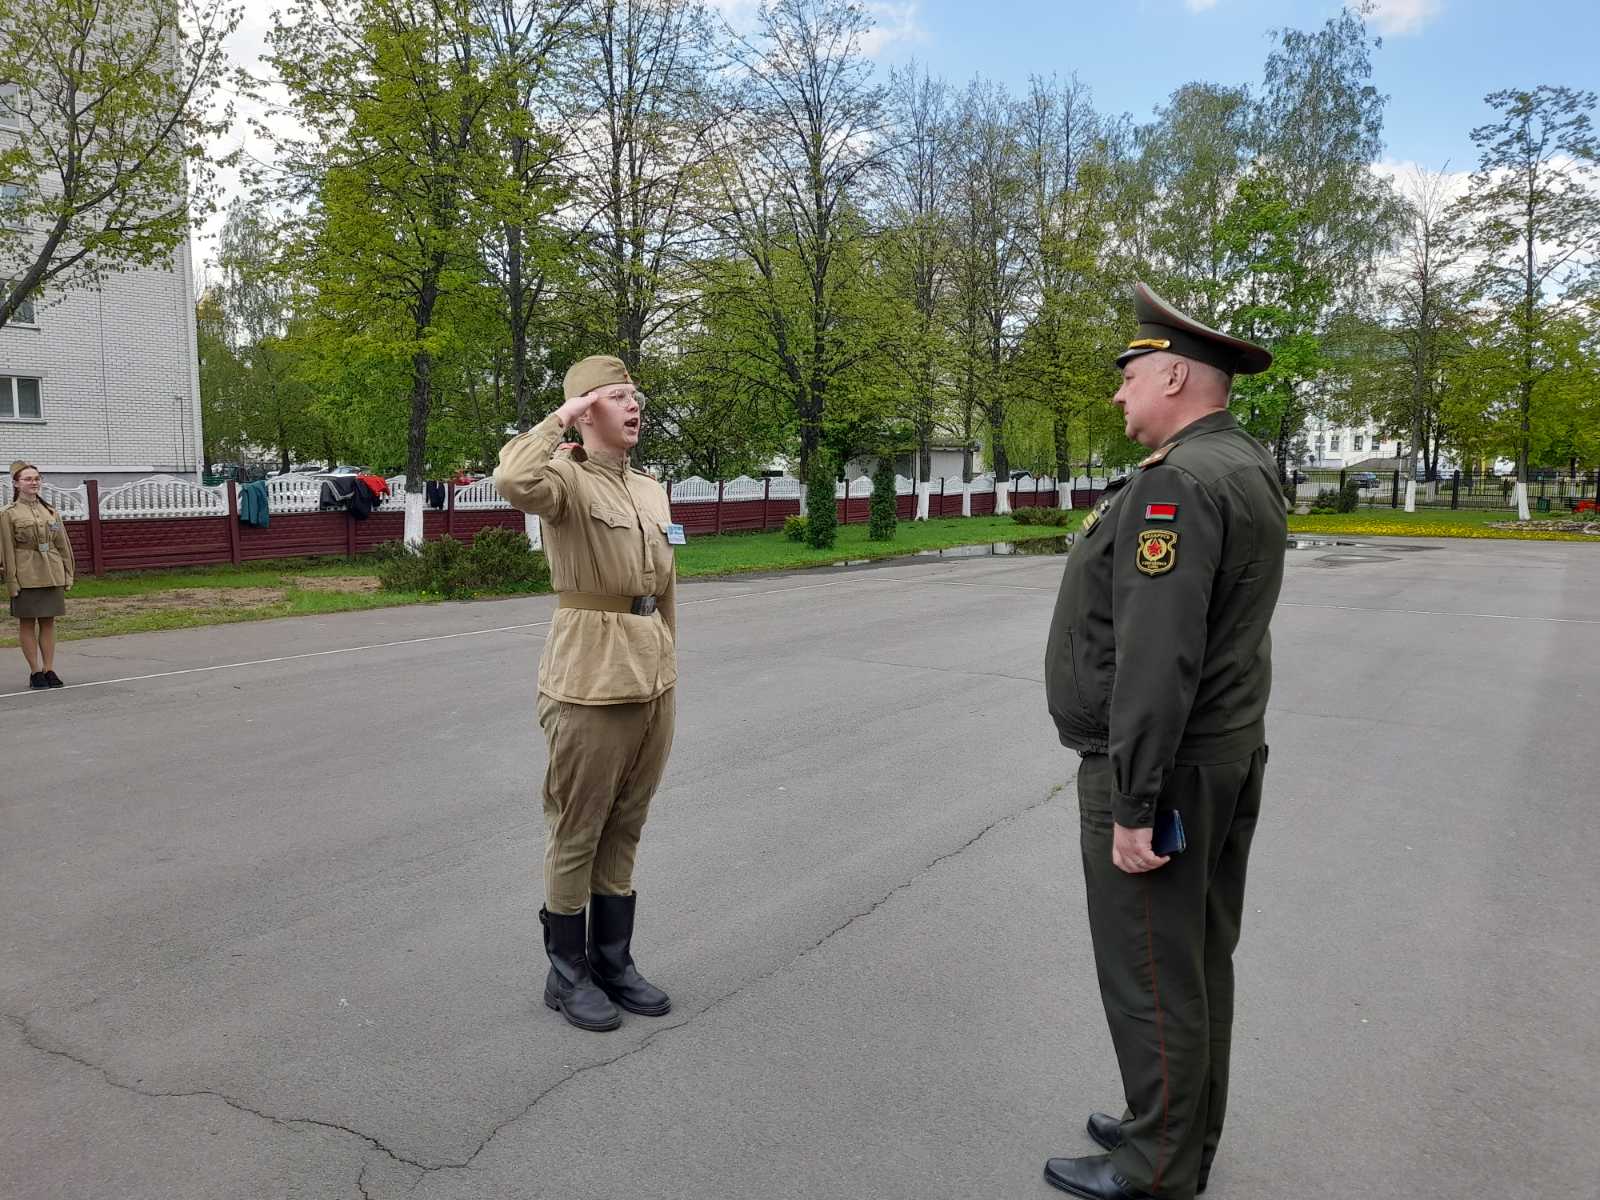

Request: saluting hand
left=554, top=389, right=602, bottom=428
left=1112, top=822, right=1170, bottom=874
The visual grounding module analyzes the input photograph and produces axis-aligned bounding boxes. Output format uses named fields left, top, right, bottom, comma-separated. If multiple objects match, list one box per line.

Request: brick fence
left=59, top=476, right=1096, bottom=575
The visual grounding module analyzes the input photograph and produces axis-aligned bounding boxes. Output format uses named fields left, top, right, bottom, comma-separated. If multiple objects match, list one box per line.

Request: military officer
left=1042, top=284, right=1287, bottom=1199
left=495, top=355, right=679, bottom=1033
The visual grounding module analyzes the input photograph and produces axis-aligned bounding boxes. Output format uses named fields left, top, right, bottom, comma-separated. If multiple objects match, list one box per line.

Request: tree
left=877, top=61, right=954, bottom=484
left=804, top=451, right=836, bottom=548
left=1237, top=8, right=1403, bottom=477
left=867, top=454, right=895, bottom=540
left=479, top=0, right=582, bottom=429
left=1453, top=85, right=1600, bottom=481
left=709, top=0, right=890, bottom=480
left=0, top=0, right=239, bottom=328
left=195, top=290, right=247, bottom=470
left=565, top=0, right=719, bottom=382
left=946, top=77, right=1025, bottom=483
left=258, top=0, right=500, bottom=493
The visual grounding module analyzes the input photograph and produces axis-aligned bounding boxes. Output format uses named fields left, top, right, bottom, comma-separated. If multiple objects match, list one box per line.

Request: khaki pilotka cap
left=1115, top=283, right=1273, bottom=376
left=563, top=355, right=633, bottom=400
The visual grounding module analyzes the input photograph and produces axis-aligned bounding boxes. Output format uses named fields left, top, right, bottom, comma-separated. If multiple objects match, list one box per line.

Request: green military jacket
left=1045, top=410, right=1286, bottom=828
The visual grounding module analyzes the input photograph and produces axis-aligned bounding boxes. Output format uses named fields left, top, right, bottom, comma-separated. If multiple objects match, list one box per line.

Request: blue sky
left=869, top=0, right=1600, bottom=174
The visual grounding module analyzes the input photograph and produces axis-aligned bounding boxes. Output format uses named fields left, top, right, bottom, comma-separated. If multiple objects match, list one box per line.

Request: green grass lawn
left=6, top=514, right=1077, bottom=645
left=1288, top=506, right=1600, bottom=541
left=675, top=515, right=1074, bottom=576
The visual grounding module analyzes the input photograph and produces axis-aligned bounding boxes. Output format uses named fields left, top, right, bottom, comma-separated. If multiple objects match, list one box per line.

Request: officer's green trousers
left=1077, top=748, right=1265, bottom=1200
left=537, top=689, right=676, bottom=914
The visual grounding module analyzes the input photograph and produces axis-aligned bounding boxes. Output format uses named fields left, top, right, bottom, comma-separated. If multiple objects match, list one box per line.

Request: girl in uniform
left=1, top=462, right=75, bottom=688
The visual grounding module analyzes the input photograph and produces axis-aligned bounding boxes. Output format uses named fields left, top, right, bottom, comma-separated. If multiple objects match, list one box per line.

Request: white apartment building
left=1, top=84, right=203, bottom=487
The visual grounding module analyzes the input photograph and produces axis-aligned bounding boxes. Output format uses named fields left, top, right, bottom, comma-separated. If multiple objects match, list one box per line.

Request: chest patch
left=1136, top=529, right=1178, bottom=575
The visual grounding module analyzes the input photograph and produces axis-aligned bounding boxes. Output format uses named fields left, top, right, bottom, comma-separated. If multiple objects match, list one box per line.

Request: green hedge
left=374, top=526, right=551, bottom=598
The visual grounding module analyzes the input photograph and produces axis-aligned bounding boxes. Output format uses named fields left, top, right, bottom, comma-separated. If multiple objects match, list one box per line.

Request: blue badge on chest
left=663, top=522, right=686, bottom=546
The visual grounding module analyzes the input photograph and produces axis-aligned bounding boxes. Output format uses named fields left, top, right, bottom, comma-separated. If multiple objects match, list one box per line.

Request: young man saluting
left=495, top=355, right=680, bottom=1032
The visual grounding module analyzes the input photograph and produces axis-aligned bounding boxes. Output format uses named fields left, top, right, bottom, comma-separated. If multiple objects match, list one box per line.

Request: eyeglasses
left=598, top=390, right=647, bottom=411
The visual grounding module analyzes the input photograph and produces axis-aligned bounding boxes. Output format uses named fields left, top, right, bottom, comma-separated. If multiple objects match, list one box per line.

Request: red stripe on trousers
left=1143, top=882, right=1170, bottom=1192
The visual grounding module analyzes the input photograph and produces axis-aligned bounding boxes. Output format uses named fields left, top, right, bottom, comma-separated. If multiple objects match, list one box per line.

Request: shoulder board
left=1138, top=443, right=1176, bottom=469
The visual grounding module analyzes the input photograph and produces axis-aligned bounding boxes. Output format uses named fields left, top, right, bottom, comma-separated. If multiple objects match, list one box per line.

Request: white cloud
left=1359, top=0, right=1443, bottom=36
left=859, top=2, right=928, bottom=57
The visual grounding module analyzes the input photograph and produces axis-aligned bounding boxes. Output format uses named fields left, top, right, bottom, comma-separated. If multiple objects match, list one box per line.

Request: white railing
left=454, top=477, right=511, bottom=510
left=766, top=476, right=801, bottom=499
left=670, top=476, right=717, bottom=502
left=378, top=475, right=409, bottom=511
left=721, top=475, right=766, bottom=500
left=896, top=474, right=916, bottom=495
left=0, top=478, right=89, bottom=518
left=264, top=473, right=325, bottom=513
left=98, top=475, right=227, bottom=519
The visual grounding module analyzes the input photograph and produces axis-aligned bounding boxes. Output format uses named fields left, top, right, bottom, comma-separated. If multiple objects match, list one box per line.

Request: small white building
left=1299, top=416, right=1399, bottom=470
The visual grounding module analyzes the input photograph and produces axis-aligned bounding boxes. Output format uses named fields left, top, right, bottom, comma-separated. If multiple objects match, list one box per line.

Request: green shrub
left=782, top=514, right=808, bottom=542
left=1010, top=506, right=1074, bottom=527
left=868, top=459, right=897, bottom=541
left=375, top=527, right=551, bottom=598
left=805, top=455, right=837, bottom=549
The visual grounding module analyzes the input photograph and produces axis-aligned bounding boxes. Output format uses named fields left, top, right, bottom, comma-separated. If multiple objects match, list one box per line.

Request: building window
left=1, top=375, right=41, bottom=419
left=1330, top=434, right=1341, bottom=452
left=7, top=288, right=34, bottom=325
left=0, top=83, right=19, bottom=132
left=1354, top=434, right=1364, bottom=452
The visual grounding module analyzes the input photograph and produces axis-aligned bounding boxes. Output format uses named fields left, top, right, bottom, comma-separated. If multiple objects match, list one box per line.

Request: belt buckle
left=631, top=596, right=657, bottom=617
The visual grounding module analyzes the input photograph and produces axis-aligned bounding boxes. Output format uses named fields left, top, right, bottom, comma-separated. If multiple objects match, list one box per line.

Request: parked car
left=1347, top=471, right=1379, bottom=489
left=320, top=464, right=371, bottom=477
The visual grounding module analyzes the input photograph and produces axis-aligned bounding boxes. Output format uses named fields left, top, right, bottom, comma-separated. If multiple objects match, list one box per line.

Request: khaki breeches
left=536, top=689, right=675, bottom=914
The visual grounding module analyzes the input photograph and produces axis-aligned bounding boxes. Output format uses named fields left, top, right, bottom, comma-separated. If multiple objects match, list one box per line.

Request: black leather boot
left=587, top=892, right=670, bottom=1016
left=540, top=907, right=621, bottom=1031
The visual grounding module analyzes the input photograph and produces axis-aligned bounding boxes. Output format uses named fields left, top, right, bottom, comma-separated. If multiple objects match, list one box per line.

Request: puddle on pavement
left=915, top=537, right=1073, bottom=559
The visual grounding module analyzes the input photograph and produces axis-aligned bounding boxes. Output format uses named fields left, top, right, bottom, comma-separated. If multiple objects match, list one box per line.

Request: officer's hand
left=1112, top=822, right=1170, bottom=874
left=554, top=390, right=602, bottom=427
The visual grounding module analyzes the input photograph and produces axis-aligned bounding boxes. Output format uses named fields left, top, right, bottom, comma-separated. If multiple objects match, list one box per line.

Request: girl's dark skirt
left=10, top=586, right=65, bottom=618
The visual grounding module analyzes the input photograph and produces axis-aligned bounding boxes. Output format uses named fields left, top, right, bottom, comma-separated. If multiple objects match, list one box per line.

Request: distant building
left=1, top=78, right=203, bottom=486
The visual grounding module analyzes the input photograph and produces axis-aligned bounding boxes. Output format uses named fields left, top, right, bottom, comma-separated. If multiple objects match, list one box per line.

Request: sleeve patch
left=1144, top=503, right=1178, bottom=521
left=1136, top=529, right=1178, bottom=575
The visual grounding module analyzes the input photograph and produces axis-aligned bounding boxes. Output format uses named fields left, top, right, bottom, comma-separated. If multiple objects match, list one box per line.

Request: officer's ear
left=1164, top=358, right=1189, bottom=397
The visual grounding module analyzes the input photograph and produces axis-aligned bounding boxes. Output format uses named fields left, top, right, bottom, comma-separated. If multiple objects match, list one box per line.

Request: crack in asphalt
left=3, top=1012, right=447, bottom=1172
left=410, top=780, right=1066, bottom=1185
left=7, top=782, right=1066, bottom=1194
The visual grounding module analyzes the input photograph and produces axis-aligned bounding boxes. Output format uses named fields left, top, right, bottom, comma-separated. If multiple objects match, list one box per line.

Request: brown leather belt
left=558, top=591, right=658, bottom=616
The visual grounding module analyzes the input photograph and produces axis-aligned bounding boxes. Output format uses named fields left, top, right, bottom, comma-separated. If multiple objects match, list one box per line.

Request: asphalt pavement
left=3, top=535, right=1597, bottom=1200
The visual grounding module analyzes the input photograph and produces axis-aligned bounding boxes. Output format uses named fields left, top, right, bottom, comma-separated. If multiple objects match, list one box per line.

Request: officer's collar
left=1168, top=408, right=1238, bottom=444
left=568, top=444, right=630, bottom=473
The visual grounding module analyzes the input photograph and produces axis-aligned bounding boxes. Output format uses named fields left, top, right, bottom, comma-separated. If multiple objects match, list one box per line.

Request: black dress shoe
left=43, top=670, right=64, bottom=688
left=1086, top=1112, right=1124, bottom=1152
left=1043, top=1154, right=1152, bottom=1200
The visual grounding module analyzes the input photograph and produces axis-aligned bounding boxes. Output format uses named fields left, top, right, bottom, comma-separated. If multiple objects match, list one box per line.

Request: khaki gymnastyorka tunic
left=1, top=497, right=76, bottom=617
left=495, top=411, right=677, bottom=704
left=494, top=413, right=679, bottom=913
